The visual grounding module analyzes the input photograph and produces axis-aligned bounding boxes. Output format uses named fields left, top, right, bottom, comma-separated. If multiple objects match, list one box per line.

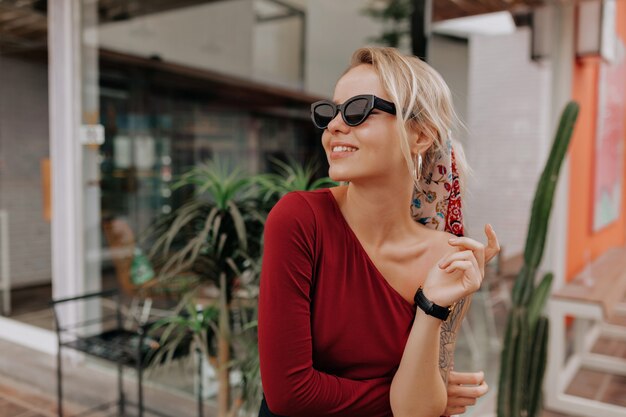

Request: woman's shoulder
left=270, top=188, right=332, bottom=213
left=266, top=188, right=335, bottom=226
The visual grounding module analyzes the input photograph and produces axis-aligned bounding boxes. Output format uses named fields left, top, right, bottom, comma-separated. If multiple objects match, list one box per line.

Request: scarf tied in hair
left=411, top=138, right=464, bottom=237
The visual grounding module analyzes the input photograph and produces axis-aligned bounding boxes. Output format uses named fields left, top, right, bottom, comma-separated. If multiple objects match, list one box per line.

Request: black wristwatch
left=413, top=287, right=452, bottom=321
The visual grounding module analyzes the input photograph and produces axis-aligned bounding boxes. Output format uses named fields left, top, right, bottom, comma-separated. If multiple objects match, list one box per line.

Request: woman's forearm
left=390, top=310, right=448, bottom=417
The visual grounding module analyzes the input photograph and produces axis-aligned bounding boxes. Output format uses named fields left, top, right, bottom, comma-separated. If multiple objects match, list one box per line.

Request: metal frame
left=52, top=289, right=135, bottom=417
left=546, top=297, right=626, bottom=417
left=51, top=289, right=203, bottom=417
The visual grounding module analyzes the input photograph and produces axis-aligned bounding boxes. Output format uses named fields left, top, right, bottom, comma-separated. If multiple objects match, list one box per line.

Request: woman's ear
left=410, top=126, right=434, bottom=156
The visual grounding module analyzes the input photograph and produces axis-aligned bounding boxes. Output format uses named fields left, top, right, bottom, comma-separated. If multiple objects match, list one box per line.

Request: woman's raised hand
left=422, top=244, right=483, bottom=307
left=422, top=224, right=499, bottom=308
left=447, top=224, right=500, bottom=277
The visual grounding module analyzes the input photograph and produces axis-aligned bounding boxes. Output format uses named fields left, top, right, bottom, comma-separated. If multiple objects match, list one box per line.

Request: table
left=545, top=246, right=626, bottom=417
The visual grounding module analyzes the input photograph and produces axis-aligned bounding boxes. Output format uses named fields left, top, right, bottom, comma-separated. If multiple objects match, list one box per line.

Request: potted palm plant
left=146, top=158, right=264, bottom=417
left=146, top=157, right=335, bottom=416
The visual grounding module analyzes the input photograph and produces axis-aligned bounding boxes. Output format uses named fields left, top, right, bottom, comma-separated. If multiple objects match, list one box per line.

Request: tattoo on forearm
left=438, top=296, right=472, bottom=384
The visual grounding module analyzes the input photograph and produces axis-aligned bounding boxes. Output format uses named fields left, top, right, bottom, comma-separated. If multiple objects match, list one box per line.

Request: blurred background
left=0, top=1, right=625, bottom=417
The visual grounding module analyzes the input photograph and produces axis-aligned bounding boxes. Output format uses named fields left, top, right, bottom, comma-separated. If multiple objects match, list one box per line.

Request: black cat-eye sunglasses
left=310, top=94, right=397, bottom=129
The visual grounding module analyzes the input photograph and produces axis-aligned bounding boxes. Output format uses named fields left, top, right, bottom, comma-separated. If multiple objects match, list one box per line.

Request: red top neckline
left=322, top=187, right=416, bottom=309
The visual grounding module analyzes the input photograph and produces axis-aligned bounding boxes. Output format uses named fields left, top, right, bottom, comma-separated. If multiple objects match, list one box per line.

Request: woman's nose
left=327, top=112, right=349, bottom=134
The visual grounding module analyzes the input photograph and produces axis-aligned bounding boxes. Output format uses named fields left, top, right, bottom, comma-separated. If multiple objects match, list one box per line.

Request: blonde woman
left=258, top=47, right=499, bottom=417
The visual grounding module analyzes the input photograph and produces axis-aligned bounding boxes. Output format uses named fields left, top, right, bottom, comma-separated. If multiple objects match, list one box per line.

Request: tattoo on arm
left=438, top=296, right=473, bottom=385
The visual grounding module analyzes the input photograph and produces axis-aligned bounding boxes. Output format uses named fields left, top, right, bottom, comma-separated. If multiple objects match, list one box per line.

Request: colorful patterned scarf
left=411, top=137, right=465, bottom=237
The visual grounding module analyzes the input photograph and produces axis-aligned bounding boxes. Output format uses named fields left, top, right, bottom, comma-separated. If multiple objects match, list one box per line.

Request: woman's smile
left=330, top=142, right=359, bottom=160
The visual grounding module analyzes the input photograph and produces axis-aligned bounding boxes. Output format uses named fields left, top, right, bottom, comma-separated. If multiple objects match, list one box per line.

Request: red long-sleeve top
left=258, top=189, right=418, bottom=417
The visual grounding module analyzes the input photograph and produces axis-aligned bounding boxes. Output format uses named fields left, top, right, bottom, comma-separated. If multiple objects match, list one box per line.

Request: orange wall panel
left=567, top=2, right=626, bottom=281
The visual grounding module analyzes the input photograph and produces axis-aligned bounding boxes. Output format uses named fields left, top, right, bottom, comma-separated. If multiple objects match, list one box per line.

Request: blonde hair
left=345, top=46, right=471, bottom=199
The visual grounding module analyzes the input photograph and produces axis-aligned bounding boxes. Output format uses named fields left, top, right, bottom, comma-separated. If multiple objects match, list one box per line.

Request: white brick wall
left=0, top=56, right=52, bottom=288
left=432, top=28, right=552, bottom=256
left=467, top=28, right=552, bottom=255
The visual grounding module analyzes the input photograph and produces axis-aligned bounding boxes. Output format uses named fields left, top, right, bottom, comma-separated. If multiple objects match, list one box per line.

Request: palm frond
left=255, top=157, right=337, bottom=205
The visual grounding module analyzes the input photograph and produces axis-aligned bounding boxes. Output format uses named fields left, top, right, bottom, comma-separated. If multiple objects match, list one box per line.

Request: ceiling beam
left=433, top=0, right=546, bottom=21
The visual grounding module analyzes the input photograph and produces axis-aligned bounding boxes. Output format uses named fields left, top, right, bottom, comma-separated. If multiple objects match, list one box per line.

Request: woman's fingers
left=448, top=396, right=477, bottom=407
left=446, top=371, right=488, bottom=415
left=447, top=224, right=501, bottom=276
left=447, top=236, right=486, bottom=275
left=440, top=250, right=478, bottom=270
left=439, top=250, right=483, bottom=294
left=444, top=261, right=482, bottom=295
left=440, top=252, right=480, bottom=276
left=447, top=236, right=485, bottom=253
left=448, top=370, right=484, bottom=385
left=447, top=380, right=489, bottom=398
left=444, top=260, right=474, bottom=274
left=484, top=224, right=501, bottom=264
left=445, top=405, right=467, bottom=415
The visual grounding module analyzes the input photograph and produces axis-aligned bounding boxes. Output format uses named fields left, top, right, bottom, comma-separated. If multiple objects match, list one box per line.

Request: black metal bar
left=116, top=292, right=125, bottom=416
left=57, top=340, right=63, bottom=417
left=117, top=362, right=125, bottom=416
left=137, top=327, right=145, bottom=417
left=53, top=298, right=64, bottom=417
left=197, top=348, right=203, bottom=417
left=411, top=0, right=432, bottom=61
left=55, top=314, right=121, bottom=333
left=50, top=288, right=119, bottom=305
left=114, top=292, right=122, bottom=329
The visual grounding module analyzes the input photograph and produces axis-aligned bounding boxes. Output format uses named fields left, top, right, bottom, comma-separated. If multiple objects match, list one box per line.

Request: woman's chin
left=328, top=169, right=351, bottom=184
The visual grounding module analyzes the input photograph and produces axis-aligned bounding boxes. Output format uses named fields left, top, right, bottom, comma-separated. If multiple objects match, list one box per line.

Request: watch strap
left=413, top=287, right=451, bottom=321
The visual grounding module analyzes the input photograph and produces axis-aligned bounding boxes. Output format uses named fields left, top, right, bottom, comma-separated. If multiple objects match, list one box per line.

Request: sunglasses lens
left=344, top=98, right=369, bottom=125
left=313, top=103, right=335, bottom=128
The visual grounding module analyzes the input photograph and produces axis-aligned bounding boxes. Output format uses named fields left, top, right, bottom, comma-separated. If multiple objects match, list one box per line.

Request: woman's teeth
left=332, top=146, right=358, bottom=152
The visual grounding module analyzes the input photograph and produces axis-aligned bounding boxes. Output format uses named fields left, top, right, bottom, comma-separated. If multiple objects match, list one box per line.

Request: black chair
left=51, top=289, right=195, bottom=417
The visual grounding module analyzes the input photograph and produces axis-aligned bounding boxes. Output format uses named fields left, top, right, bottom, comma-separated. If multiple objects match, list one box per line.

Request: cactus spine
left=497, top=101, right=579, bottom=417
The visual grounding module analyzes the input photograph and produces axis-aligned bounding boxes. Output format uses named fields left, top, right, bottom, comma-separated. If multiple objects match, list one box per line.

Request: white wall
left=305, top=0, right=385, bottom=97
left=0, top=56, right=52, bottom=288
left=96, top=0, right=385, bottom=96
left=97, top=0, right=255, bottom=79
left=253, top=0, right=389, bottom=95
left=464, top=28, right=552, bottom=255
left=430, top=35, right=470, bottom=145
left=253, top=14, right=302, bottom=88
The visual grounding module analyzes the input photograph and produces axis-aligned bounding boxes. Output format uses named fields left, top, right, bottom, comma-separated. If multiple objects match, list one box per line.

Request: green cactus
left=497, top=101, right=579, bottom=417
